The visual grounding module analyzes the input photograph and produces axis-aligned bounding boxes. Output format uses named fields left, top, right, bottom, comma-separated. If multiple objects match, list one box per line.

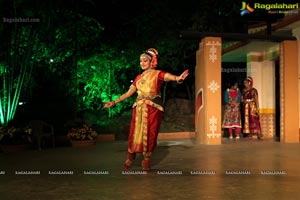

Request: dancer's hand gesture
left=177, top=69, right=189, bottom=83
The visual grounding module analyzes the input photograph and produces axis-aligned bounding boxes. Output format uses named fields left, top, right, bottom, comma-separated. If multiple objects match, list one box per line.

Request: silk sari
left=242, top=88, right=262, bottom=135
left=127, top=69, right=166, bottom=157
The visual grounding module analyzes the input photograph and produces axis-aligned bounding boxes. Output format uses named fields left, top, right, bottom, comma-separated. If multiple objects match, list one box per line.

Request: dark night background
left=0, top=0, right=288, bottom=140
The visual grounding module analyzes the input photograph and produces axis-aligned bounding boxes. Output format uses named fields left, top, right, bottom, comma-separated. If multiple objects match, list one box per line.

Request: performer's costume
left=222, top=88, right=242, bottom=138
left=242, top=88, right=262, bottom=136
left=127, top=69, right=166, bottom=170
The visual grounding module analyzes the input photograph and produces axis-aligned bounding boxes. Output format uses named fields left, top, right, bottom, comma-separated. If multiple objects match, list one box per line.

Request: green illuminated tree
left=74, top=47, right=138, bottom=118
left=0, top=0, right=105, bottom=125
left=0, top=25, right=38, bottom=126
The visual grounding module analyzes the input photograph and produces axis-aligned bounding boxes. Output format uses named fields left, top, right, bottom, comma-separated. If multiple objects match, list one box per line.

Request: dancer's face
left=140, top=55, right=151, bottom=70
left=244, top=80, right=250, bottom=89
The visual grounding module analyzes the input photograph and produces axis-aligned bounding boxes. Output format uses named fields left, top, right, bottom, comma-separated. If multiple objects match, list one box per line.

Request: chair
left=29, top=120, right=55, bottom=151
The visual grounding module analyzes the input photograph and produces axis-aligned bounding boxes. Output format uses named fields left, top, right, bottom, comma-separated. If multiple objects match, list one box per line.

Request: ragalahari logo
left=240, top=2, right=299, bottom=15
left=240, top=2, right=255, bottom=16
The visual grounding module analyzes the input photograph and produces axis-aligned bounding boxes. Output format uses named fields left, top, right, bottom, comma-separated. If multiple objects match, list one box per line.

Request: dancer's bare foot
left=142, top=159, right=151, bottom=171
left=124, top=159, right=132, bottom=170
left=257, top=134, right=263, bottom=140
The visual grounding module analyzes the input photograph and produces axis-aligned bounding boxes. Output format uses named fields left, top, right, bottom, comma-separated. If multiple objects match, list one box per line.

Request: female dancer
left=242, top=76, right=262, bottom=139
left=222, top=81, right=242, bottom=139
left=102, top=48, right=189, bottom=171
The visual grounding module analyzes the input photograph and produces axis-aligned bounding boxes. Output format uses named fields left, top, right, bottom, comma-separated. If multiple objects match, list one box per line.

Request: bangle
left=112, top=101, right=116, bottom=107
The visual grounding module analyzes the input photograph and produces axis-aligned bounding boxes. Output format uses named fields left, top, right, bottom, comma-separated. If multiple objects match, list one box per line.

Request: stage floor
left=1, top=138, right=300, bottom=200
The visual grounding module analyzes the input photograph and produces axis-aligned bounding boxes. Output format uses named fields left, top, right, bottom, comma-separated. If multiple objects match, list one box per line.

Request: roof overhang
left=179, top=13, right=300, bottom=63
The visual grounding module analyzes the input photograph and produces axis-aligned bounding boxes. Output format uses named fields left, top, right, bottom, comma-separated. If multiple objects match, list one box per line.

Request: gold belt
left=136, top=95, right=160, bottom=101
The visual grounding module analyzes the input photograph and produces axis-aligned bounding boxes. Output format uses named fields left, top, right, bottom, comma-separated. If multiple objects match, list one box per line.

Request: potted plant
left=0, top=126, right=33, bottom=152
left=67, top=123, right=98, bottom=147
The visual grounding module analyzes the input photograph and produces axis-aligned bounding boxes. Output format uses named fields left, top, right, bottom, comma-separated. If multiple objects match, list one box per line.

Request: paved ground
left=1, top=138, right=300, bottom=200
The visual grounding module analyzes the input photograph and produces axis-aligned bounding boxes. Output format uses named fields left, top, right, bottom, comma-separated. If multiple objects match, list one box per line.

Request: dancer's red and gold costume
left=103, top=48, right=189, bottom=171
left=127, top=69, right=166, bottom=160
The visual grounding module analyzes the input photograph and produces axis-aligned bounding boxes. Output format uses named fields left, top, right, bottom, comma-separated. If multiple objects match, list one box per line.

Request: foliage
left=1, top=3, right=107, bottom=124
left=0, top=126, right=33, bottom=145
left=73, top=47, right=138, bottom=118
left=0, top=24, right=38, bottom=126
left=32, top=10, right=104, bottom=70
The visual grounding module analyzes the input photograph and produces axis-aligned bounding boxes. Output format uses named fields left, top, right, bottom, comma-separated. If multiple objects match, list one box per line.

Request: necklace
left=140, top=69, right=153, bottom=84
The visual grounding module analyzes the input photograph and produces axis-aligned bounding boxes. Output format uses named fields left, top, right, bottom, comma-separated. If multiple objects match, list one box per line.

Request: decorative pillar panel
left=260, top=60, right=276, bottom=138
left=280, top=41, right=299, bottom=143
left=195, top=37, right=222, bottom=144
left=195, top=42, right=205, bottom=144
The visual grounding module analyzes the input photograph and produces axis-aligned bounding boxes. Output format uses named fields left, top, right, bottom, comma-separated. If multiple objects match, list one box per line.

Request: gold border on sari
left=128, top=70, right=163, bottom=154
